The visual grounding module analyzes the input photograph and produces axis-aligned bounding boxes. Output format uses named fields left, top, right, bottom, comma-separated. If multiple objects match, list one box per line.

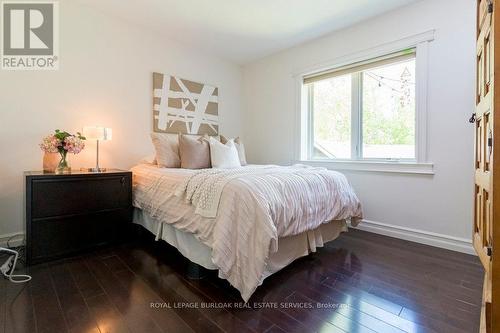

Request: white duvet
left=131, top=164, right=362, bottom=301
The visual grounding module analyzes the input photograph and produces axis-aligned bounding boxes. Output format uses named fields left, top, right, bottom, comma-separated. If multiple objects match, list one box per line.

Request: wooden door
left=475, top=1, right=498, bottom=332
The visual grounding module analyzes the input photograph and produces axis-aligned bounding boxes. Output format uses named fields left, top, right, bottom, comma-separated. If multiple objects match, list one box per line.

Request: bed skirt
left=133, top=208, right=348, bottom=280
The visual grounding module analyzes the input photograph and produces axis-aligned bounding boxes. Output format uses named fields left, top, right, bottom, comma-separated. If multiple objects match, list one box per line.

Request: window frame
left=294, top=31, right=435, bottom=174
left=307, top=53, right=417, bottom=162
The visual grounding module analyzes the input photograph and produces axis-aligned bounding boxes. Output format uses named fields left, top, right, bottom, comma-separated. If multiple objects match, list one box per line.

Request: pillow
left=179, top=134, right=211, bottom=169
left=139, top=154, right=157, bottom=165
left=150, top=133, right=180, bottom=168
left=209, top=137, right=241, bottom=168
left=220, top=135, right=247, bottom=165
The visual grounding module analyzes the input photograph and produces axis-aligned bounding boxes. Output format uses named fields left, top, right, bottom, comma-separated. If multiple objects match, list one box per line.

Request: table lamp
left=82, top=126, right=112, bottom=172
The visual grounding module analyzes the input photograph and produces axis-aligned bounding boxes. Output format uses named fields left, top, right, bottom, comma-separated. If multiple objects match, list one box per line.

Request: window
left=304, top=49, right=417, bottom=161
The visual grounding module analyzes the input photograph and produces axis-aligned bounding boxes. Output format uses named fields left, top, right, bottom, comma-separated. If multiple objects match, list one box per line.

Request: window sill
left=295, top=159, right=434, bottom=175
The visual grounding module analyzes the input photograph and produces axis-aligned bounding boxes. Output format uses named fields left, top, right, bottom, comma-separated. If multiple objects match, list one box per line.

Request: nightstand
left=24, top=169, right=133, bottom=265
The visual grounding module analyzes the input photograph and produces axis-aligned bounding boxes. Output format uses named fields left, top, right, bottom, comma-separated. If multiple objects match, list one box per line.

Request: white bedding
left=131, top=163, right=362, bottom=301
left=174, top=165, right=281, bottom=218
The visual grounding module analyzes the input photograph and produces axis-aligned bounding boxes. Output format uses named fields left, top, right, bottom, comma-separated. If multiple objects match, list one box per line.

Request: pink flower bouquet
left=40, top=130, right=86, bottom=173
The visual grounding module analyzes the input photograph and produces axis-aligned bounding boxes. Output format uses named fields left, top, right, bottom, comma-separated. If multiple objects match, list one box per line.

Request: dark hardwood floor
left=0, top=229, right=483, bottom=333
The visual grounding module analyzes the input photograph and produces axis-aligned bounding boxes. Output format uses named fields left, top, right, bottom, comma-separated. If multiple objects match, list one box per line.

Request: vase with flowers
left=39, top=130, right=86, bottom=174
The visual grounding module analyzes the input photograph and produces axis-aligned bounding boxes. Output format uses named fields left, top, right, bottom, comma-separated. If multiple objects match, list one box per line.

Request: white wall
left=0, top=1, right=242, bottom=238
left=242, top=0, right=476, bottom=253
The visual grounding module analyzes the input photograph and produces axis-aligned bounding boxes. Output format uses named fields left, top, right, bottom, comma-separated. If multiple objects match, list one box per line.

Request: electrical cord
left=0, top=247, right=31, bottom=283
left=1, top=234, right=31, bottom=283
left=6, top=234, right=26, bottom=266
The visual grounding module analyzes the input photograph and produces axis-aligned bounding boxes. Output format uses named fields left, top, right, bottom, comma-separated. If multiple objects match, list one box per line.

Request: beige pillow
left=220, top=135, right=247, bottom=165
left=150, top=133, right=181, bottom=168
left=179, top=134, right=211, bottom=169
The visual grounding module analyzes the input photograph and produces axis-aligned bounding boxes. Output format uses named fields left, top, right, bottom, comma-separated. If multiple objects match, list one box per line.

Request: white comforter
left=131, top=164, right=362, bottom=301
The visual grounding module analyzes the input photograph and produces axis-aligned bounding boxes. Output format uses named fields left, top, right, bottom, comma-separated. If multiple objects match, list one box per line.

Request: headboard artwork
left=153, top=72, right=219, bottom=135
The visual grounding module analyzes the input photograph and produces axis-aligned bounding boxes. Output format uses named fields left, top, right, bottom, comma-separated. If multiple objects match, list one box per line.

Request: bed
left=131, top=163, right=362, bottom=301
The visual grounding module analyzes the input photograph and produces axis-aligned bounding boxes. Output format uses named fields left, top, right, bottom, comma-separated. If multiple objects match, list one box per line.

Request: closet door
left=474, top=1, right=497, bottom=332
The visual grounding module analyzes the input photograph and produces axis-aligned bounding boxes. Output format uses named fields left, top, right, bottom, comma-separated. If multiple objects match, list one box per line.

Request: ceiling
left=79, top=0, right=420, bottom=64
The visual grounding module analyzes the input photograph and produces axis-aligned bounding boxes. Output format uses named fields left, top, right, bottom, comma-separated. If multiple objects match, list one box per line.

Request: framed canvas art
left=153, top=72, right=219, bottom=135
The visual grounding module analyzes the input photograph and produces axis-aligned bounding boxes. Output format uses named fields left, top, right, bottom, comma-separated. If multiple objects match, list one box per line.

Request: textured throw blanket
left=175, top=165, right=286, bottom=218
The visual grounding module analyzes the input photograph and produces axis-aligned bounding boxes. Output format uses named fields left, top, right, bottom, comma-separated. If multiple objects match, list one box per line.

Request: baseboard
left=351, top=219, right=475, bottom=255
left=349, top=219, right=475, bottom=255
left=0, top=232, right=25, bottom=248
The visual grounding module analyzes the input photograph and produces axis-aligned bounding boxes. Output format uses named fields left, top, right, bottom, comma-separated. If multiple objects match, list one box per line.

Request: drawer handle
left=120, top=177, right=125, bottom=185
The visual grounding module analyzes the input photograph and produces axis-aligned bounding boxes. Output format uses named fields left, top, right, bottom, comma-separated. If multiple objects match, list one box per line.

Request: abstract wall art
left=153, top=72, right=219, bottom=135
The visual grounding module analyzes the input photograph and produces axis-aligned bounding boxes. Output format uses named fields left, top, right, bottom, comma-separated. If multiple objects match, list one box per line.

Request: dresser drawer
left=31, top=174, right=131, bottom=218
left=28, top=208, right=132, bottom=264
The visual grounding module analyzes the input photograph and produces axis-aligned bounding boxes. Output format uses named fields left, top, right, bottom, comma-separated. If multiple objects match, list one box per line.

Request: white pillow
left=220, top=135, right=247, bottom=165
left=208, top=137, right=241, bottom=168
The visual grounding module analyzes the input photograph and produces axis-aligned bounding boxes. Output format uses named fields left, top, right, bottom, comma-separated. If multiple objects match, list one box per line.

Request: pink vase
left=43, top=152, right=59, bottom=173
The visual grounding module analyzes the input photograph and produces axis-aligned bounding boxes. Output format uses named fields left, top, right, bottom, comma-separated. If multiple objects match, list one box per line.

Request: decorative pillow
left=139, top=154, right=157, bottom=165
left=220, top=135, right=247, bottom=165
left=179, top=134, right=211, bottom=169
left=209, top=137, right=241, bottom=169
left=150, top=133, right=180, bottom=168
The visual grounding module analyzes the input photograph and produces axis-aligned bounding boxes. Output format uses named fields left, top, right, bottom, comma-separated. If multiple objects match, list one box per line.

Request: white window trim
left=293, top=30, right=435, bottom=175
left=298, top=159, right=434, bottom=175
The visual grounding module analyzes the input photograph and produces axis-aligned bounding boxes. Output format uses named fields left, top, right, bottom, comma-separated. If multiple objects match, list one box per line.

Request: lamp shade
left=82, top=126, right=112, bottom=141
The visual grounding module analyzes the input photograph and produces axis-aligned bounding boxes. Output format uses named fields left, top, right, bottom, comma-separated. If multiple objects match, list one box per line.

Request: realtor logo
left=1, top=1, right=59, bottom=70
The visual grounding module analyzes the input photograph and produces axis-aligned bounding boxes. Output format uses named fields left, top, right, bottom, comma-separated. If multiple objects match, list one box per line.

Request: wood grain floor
left=0, top=229, right=483, bottom=333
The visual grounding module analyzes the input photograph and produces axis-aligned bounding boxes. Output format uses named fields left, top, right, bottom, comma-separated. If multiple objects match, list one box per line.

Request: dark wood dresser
left=24, top=169, right=133, bottom=264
